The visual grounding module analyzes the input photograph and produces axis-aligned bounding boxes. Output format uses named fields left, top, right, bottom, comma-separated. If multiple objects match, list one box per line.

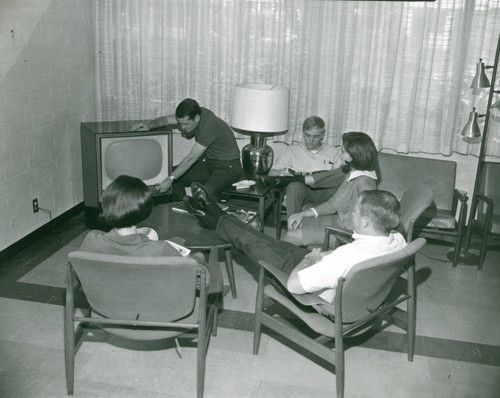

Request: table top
left=138, top=203, right=230, bottom=250
left=221, top=180, right=270, bottom=198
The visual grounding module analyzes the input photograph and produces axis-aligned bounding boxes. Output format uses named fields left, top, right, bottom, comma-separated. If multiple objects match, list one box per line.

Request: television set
left=81, top=121, right=174, bottom=228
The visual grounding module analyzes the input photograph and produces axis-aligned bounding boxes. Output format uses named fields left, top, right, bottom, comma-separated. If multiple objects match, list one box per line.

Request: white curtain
left=94, top=0, right=500, bottom=157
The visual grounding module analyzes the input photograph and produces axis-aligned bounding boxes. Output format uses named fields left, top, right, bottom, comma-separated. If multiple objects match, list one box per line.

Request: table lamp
left=230, top=83, right=289, bottom=178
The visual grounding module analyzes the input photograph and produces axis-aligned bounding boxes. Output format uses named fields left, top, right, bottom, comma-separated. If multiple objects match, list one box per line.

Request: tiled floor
left=1, top=210, right=500, bottom=397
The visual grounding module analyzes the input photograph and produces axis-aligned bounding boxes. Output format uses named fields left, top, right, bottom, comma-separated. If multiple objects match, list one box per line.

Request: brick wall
left=0, top=0, right=95, bottom=251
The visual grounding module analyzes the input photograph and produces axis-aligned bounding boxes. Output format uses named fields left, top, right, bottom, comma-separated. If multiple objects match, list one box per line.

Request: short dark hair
left=100, top=175, right=153, bottom=228
left=342, top=131, right=378, bottom=171
left=359, top=190, right=401, bottom=234
left=303, top=116, right=325, bottom=132
left=175, top=98, right=202, bottom=120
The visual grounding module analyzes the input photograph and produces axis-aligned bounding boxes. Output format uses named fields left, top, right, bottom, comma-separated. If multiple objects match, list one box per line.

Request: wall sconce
left=230, top=84, right=289, bottom=178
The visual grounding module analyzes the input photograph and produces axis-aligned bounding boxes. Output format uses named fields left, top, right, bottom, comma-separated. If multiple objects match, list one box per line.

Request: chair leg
left=335, top=336, right=345, bottom=398
left=197, top=339, right=206, bottom=398
left=478, top=233, right=488, bottom=270
left=224, top=248, right=237, bottom=298
left=452, top=225, right=465, bottom=267
left=197, top=317, right=207, bottom=398
left=212, top=301, right=218, bottom=337
left=65, top=267, right=75, bottom=395
left=64, top=316, right=75, bottom=395
left=253, top=267, right=265, bottom=355
left=407, top=263, right=416, bottom=361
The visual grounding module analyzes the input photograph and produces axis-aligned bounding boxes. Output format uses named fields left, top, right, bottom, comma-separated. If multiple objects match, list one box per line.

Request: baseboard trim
left=0, top=202, right=85, bottom=262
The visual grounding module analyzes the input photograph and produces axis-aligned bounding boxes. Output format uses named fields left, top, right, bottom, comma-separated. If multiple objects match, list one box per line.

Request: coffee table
left=139, top=203, right=237, bottom=298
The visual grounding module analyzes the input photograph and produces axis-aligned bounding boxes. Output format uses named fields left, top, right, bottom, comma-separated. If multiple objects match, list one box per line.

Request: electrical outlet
left=32, top=198, right=39, bottom=213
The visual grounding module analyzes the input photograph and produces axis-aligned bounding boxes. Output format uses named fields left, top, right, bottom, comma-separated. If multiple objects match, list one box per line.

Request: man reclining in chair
left=184, top=185, right=407, bottom=301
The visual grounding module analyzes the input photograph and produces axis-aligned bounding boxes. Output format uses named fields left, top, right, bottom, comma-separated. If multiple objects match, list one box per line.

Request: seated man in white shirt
left=286, top=190, right=406, bottom=302
left=184, top=186, right=407, bottom=303
left=262, top=116, right=344, bottom=219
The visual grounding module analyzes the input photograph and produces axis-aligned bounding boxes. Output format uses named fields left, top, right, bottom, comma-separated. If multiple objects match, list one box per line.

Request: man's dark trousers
left=216, top=215, right=310, bottom=275
left=172, top=158, right=243, bottom=201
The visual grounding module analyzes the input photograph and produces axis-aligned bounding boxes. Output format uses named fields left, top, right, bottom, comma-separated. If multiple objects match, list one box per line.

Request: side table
left=220, top=180, right=281, bottom=239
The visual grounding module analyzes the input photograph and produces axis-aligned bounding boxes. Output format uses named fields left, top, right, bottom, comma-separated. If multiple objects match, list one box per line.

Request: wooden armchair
left=377, top=153, right=468, bottom=267
left=253, top=238, right=426, bottom=398
left=462, top=161, right=500, bottom=269
left=323, top=183, right=434, bottom=250
left=65, top=252, right=218, bottom=398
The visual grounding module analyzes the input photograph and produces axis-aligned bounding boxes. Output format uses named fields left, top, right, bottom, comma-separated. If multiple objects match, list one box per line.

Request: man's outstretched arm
left=131, top=115, right=178, bottom=131
left=287, top=248, right=333, bottom=294
left=286, top=249, right=322, bottom=293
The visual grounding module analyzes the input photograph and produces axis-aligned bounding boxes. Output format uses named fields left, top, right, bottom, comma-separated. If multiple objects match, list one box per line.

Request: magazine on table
left=225, top=208, right=257, bottom=223
left=174, top=201, right=257, bottom=224
left=165, top=240, right=191, bottom=257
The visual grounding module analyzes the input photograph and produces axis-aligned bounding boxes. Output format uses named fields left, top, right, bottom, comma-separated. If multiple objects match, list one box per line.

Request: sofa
left=377, top=152, right=468, bottom=266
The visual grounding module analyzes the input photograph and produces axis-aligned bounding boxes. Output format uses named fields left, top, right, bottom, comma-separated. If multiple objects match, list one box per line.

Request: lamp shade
left=461, top=109, right=482, bottom=142
left=230, top=84, right=289, bottom=135
left=471, top=58, right=491, bottom=89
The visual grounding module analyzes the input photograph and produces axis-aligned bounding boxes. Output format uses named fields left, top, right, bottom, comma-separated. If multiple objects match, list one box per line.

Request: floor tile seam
left=2, top=293, right=500, bottom=367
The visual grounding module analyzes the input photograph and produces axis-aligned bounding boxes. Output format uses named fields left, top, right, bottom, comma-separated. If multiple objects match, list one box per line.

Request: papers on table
left=232, top=180, right=256, bottom=190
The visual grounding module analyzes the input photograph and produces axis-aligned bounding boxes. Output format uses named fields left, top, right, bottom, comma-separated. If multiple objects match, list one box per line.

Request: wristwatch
left=168, top=175, right=175, bottom=181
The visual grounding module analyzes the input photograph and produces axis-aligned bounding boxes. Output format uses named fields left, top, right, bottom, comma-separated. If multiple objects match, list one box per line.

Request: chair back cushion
left=397, top=183, right=434, bottom=238
left=68, top=252, right=201, bottom=322
left=377, top=152, right=456, bottom=211
left=340, top=238, right=426, bottom=323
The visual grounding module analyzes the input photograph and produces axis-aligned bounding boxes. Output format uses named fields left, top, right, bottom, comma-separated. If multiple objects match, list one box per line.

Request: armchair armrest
left=258, top=260, right=289, bottom=290
left=323, top=226, right=353, bottom=251
left=451, top=188, right=468, bottom=216
left=451, top=190, right=469, bottom=241
left=257, top=260, right=334, bottom=311
left=476, top=193, right=494, bottom=224
left=476, top=192, right=493, bottom=205
left=67, top=264, right=81, bottom=290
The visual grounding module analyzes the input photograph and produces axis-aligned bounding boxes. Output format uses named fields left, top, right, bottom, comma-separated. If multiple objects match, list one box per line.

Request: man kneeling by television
left=132, top=98, right=243, bottom=202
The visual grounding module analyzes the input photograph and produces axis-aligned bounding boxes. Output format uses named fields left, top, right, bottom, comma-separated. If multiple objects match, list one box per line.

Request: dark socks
left=198, top=202, right=225, bottom=230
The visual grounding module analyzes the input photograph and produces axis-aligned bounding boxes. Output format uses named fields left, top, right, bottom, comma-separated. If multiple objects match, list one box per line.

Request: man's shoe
left=183, top=196, right=223, bottom=230
left=183, top=196, right=206, bottom=217
left=191, top=182, right=214, bottom=208
left=247, top=215, right=264, bottom=232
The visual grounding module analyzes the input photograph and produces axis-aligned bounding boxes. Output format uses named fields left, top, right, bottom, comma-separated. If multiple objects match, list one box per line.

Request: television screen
left=99, top=135, right=170, bottom=191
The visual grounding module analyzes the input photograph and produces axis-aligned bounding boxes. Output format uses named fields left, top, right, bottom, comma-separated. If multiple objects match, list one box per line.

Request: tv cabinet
left=81, top=121, right=175, bottom=229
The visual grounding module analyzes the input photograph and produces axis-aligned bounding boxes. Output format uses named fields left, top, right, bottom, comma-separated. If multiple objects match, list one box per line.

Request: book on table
left=174, top=202, right=257, bottom=224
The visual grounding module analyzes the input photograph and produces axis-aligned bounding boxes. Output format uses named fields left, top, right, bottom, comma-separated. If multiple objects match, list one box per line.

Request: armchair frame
left=253, top=238, right=426, bottom=398
left=65, top=252, right=218, bottom=398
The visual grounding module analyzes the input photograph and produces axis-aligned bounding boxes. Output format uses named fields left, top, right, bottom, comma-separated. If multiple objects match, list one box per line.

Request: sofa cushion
left=415, top=207, right=456, bottom=230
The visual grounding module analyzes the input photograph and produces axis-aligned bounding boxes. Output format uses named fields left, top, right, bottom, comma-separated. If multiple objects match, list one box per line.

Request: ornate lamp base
left=241, top=135, right=274, bottom=178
